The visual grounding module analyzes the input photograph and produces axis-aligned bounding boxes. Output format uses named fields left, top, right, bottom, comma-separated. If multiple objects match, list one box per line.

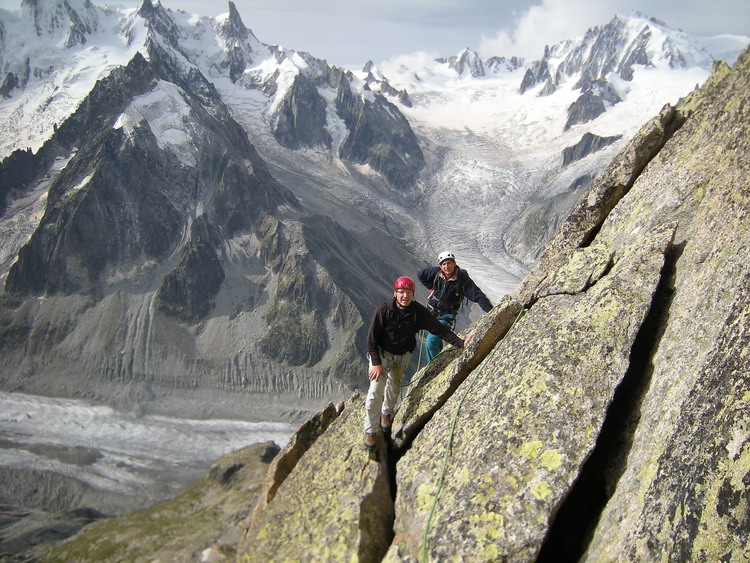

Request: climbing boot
left=380, top=413, right=392, bottom=433
left=363, top=432, right=376, bottom=451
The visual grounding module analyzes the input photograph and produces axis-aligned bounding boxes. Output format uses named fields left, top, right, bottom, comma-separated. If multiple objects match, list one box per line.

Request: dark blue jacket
left=417, top=266, right=492, bottom=315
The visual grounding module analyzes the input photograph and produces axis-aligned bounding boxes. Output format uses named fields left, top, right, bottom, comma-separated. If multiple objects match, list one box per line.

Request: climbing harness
left=389, top=332, right=427, bottom=390
left=419, top=306, right=526, bottom=562
left=427, top=270, right=467, bottom=317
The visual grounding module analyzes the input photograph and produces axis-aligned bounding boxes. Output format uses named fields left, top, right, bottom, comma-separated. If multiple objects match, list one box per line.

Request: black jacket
left=417, top=266, right=492, bottom=315
left=367, top=298, right=464, bottom=366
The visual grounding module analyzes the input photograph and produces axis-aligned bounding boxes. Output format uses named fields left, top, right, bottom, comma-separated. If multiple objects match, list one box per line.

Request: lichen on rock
left=390, top=221, right=674, bottom=561
left=239, top=393, right=394, bottom=562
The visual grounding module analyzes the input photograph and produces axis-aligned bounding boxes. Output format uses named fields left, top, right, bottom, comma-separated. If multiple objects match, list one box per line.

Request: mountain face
left=0, top=0, right=428, bottom=417
left=516, top=14, right=719, bottom=132
left=38, top=45, right=750, bottom=563
left=442, top=48, right=486, bottom=77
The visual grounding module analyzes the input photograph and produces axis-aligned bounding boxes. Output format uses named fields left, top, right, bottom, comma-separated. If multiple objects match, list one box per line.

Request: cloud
left=478, top=0, right=750, bottom=60
left=478, top=0, right=616, bottom=59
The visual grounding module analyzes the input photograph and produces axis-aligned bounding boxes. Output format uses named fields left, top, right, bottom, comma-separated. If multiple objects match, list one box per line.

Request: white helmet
left=438, top=251, right=456, bottom=264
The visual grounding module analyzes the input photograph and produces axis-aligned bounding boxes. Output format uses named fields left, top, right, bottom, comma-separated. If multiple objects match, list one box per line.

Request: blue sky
left=1, top=0, right=748, bottom=67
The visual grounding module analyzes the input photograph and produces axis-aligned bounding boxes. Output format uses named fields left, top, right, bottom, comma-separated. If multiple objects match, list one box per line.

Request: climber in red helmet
left=363, top=276, right=472, bottom=451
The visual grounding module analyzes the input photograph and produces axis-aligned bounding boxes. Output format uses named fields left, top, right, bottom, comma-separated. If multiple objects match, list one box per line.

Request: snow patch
left=0, top=6, right=147, bottom=159
left=114, top=80, right=197, bottom=167
left=320, top=87, right=348, bottom=156
left=268, top=58, right=301, bottom=116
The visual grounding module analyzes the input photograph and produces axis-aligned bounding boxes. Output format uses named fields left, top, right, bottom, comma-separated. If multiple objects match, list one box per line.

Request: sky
left=0, top=0, right=748, bottom=68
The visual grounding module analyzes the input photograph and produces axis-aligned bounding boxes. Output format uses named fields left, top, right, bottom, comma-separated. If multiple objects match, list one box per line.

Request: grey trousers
left=364, top=350, right=411, bottom=434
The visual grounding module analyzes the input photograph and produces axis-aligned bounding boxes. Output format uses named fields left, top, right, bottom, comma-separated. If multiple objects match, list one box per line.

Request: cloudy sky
left=1, top=0, right=748, bottom=67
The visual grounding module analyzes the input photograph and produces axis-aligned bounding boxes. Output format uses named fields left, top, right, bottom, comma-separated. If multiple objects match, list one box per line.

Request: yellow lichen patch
left=472, top=541, right=500, bottom=562
left=454, top=465, right=472, bottom=485
left=519, top=440, right=543, bottom=461
left=692, top=182, right=706, bottom=204
left=416, top=480, right=438, bottom=513
left=468, top=511, right=505, bottom=560
left=636, top=460, right=659, bottom=504
left=468, top=510, right=505, bottom=536
left=585, top=291, right=622, bottom=328
left=530, top=377, right=548, bottom=395
left=530, top=481, right=552, bottom=500
left=540, top=449, right=562, bottom=470
left=692, top=441, right=750, bottom=559
left=469, top=473, right=497, bottom=507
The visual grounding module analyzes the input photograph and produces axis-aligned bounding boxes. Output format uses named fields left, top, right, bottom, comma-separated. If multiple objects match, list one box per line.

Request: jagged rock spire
left=225, top=1, right=249, bottom=41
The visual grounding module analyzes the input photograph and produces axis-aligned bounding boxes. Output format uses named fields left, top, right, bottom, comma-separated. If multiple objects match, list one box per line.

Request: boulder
left=240, top=393, right=394, bottom=562
left=388, top=222, right=675, bottom=561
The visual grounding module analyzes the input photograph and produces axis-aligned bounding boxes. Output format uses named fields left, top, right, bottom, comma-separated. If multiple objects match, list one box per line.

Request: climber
left=417, top=251, right=492, bottom=363
left=364, top=276, right=471, bottom=451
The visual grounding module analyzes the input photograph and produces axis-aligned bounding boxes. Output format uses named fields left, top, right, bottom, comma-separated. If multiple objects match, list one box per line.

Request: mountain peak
left=21, top=0, right=99, bottom=47
left=519, top=12, right=713, bottom=96
left=222, top=1, right=248, bottom=41
left=448, top=47, right=485, bottom=78
left=135, top=0, right=154, bottom=16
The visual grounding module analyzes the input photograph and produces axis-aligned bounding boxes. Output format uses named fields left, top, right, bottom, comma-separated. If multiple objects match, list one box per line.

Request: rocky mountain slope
left=0, top=0, right=429, bottom=419
left=37, top=45, right=750, bottom=562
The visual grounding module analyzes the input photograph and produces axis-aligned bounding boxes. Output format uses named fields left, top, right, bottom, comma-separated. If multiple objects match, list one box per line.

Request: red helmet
left=393, top=276, right=415, bottom=291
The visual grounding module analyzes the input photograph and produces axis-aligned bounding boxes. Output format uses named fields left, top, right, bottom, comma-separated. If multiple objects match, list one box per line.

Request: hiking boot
left=363, top=432, right=376, bottom=451
left=380, top=414, right=393, bottom=432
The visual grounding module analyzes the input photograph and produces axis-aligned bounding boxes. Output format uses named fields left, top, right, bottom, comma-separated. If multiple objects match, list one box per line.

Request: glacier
left=0, top=390, right=295, bottom=511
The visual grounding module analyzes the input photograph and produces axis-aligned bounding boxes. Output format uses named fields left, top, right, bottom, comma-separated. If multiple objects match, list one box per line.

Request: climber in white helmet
left=417, top=251, right=492, bottom=363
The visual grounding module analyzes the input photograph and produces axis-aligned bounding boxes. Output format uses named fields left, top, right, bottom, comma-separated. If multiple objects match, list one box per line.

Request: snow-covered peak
left=486, top=55, right=525, bottom=74
left=352, top=59, right=411, bottom=105
left=376, top=12, right=719, bottom=100
left=512, top=12, right=716, bottom=99
left=0, top=2, right=149, bottom=157
left=447, top=48, right=485, bottom=78
left=136, top=0, right=186, bottom=49
left=213, top=1, right=264, bottom=55
left=620, top=12, right=714, bottom=69
left=546, top=13, right=713, bottom=90
left=216, top=1, right=248, bottom=42
left=21, top=0, right=100, bottom=47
